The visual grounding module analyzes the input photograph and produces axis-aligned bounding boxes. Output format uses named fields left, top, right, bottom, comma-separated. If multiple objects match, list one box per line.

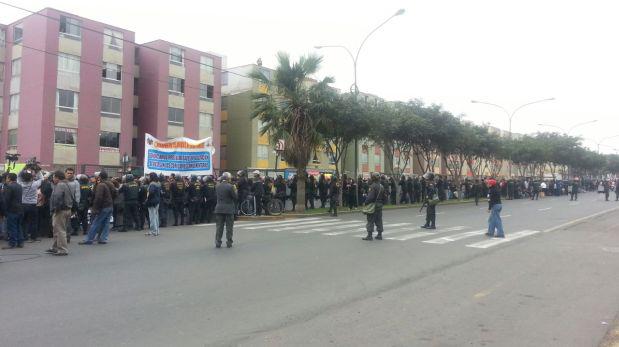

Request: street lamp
left=592, top=135, right=619, bottom=153
left=471, top=97, right=555, bottom=177
left=316, top=8, right=405, bottom=180
left=121, top=152, right=130, bottom=174
left=537, top=119, right=598, bottom=135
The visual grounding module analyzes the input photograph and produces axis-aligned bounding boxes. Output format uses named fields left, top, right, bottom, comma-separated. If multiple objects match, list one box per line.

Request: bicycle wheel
left=240, top=199, right=255, bottom=216
left=268, top=199, right=284, bottom=216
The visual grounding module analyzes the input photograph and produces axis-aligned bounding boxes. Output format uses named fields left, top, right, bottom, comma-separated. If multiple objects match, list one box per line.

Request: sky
left=2, top=0, right=618, bottom=153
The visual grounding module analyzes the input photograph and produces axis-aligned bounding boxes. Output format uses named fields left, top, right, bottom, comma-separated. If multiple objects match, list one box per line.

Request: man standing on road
left=421, top=173, right=438, bottom=230
left=214, top=172, right=237, bottom=248
left=2, top=173, right=23, bottom=249
left=570, top=178, right=579, bottom=201
left=251, top=170, right=265, bottom=216
left=615, top=178, right=619, bottom=201
left=145, top=173, right=161, bottom=236
left=47, top=171, right=73, bottom=256
left=119, top=174, right=140, bottom=231
left=362, top=173, right=386, bottom=241
left=79, top=171, right=115, bottom=245
left=486, top=178, right=505, bottom=238
left=328, top=177, right=339, bottom=217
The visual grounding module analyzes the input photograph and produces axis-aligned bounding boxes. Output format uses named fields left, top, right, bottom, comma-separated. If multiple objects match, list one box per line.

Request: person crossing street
left=362, top=173, right=387, bottom=241
left=486, top=178, right=505, bottom=238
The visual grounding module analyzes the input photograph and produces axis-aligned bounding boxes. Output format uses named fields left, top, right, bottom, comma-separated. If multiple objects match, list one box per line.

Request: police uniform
left=159, top=179, right=171, bottom=227
left=120, top=179, right=140, bottom=231
left=170, top=178, right=186, bottom=225
left=202, top=178, right=217, bottom=223
left=187, top=178, right=203, bottom=224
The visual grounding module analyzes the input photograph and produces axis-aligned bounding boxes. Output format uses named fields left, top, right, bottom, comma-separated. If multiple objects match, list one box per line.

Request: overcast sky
left=2, top=0, right=618, bottom=153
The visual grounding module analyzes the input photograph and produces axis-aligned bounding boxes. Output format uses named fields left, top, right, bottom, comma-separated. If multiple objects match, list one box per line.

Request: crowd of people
left=1, top=161, right=618, bottom=254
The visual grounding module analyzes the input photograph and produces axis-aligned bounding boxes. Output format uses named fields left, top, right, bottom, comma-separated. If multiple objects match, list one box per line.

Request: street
left=1, top=193, right=618, bottom=347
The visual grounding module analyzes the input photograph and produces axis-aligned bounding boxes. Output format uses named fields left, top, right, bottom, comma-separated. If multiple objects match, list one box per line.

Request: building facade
left=222, top=63, right=336, bottom=176
left=0, top=8, right=221, bottom=175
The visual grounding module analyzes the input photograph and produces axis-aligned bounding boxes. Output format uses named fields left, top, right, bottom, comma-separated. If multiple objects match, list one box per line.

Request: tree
left=251, top=52, right=334, bottom=212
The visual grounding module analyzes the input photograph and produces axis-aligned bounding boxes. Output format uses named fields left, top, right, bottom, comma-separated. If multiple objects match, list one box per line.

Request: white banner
left=143, top=133, right=215, bottom=176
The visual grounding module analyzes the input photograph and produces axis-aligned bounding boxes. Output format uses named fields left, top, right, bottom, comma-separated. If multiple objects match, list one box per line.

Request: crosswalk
left=232, top=217, right=541, bottom=249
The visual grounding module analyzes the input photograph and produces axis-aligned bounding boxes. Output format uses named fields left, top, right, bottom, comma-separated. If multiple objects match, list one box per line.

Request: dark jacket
left=50, top=181, right=74, bottom=212
left=214, top=181, right=238, bottom=214
left=4, top=181, right=23, bottom=214
left=488, top=186, right=502, bottom=209
left=251, top=178, right=265, bottom=197
left=92, top=180, right=114, bottom=214
left=365, top=182, right=386, bottom=207
left=145, top=182, right=161, bottom=207
left=120, top=182, right=140, bottom=203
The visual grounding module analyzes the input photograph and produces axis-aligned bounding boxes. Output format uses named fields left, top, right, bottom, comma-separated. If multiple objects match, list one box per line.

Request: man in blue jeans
left=79, top=171, right=115, bottom=245
left=2, top=173, right=23, bottom=249
left=486, top=178, right=505, bottom=238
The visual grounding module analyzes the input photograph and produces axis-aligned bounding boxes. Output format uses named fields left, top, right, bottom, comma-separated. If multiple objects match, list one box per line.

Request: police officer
left=570, top=178, right=579, bottom=201
left=363, top=172, right=387, bottom=241
left=421, top=172, right=438, bottom=229
left=472, top=179, right=482, bottom=206
left=119, top=174, right=140, bottom=231
left=214, top=172, right=238, bottom=248
left=170, top=175, right=186, bottom=226
left=251, top=170, right=265, bottom=216
left=318, top=174, right=328, bottom=208
left=137, top=177, right=149, bottom=230
left=187, top=175, right=203, bottom=225
left=159, top=174, right=171, bottom=227
left=236, top=170, right=251, bottom=214
left=202, top=176, right=217, bottom=223
left=76, top=174, right=92, bottom=235
left=328, top=176, right=340, bottom=217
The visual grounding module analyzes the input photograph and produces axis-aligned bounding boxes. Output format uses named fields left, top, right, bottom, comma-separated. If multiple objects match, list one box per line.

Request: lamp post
left=537, top=120, right=598, bottom=135
left=471, top=97, right=555, bottom=177
left=316, top=8, right=405, bottom=181
left=592, top=135, right=619, bottom=153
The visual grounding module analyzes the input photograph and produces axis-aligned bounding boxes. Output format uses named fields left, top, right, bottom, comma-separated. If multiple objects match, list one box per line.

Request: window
left=200, top=56, right=213, bottom=73
left=103, top=29, right=123, bottom=50
left=13, top=25, right=22, bottom=44
left=199, top=112, right=213, bottom=130
left=169, top=46, right=184, bottom=65
left=221, top=96, right=228, bottom=111
left=257, top=145, right=269, bottom=159
left=222, top=71, right=228, bottom=86
left=9, top=94, right=19, bottom=113
left=0, top=63, right=4, bottom=82
left=54, top=127, right=77, bottom=145
left=58, top=53, right=80, bottom=73
left=0, top=28, right=5, bottom=47
left=133, top=78, right=139, bottom=95
left=199, top=84, right=213, bottom=100
left=168, top=77, right=185, bottom=95
left=101, top=96, right=121, bottom=117
left=360, top=149, right=369, bottom=164
left=57, top=89, right=78, bottom=112
left=134, top=47, right=140, bottom=64
left=11, top=58, right=21, bottom=77
left=59, top=16, right=81, bottom=38
left=168, top=107, right=184, bottom=125
left=99, top=131, right=119, bottom=148
left=8, top=129, right=17, bottom=147
left=373, top=153, right=381, bottom=165
left=102, top=62, right=122, bottom=82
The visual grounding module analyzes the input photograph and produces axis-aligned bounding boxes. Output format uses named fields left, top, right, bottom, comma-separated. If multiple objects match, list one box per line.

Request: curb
left=238, top=199, right=476, bottom=220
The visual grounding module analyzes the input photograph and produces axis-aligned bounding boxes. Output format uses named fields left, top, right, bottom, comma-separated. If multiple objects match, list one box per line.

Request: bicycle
left=239, top=195, right=256, bottom=216
left=266, top=198, right=284, bottom=216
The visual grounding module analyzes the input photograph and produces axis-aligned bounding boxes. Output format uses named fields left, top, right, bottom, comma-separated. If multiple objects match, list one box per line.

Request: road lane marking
left=502, top=214, right=512, bottom=218
left=247, top=219, right=338, bottom=230
left=295, top=222, right=366, bottom=234
left=275, top=220, right=351, bottom=232
left=385, top=226, right=468, bottom=241
left=466, top=230, right=540, bottom=249
left=423, top=229, right=487, bottom=244
left=238, top=217, right=321, bottom=228
left=538, top=207, right=552, bottom=211
left=543, top=206, right=619, bottom=233
left=325, top=223, right=412, bottom=236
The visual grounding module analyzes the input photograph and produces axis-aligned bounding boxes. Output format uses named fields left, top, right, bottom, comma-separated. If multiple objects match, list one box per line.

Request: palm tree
left=250, top=52, right=334, bottom=212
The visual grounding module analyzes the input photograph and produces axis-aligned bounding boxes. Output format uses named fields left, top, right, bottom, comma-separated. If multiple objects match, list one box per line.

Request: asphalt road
left=1, top=192, right=618, bottom=347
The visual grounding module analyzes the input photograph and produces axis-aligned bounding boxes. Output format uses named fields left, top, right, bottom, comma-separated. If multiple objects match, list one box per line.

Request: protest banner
left=143, top=133, right=215, bottom=176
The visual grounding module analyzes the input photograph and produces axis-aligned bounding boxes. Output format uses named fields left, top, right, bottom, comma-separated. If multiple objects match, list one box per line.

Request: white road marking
left=351, top=223, right=418, bottom=237
left=385, top=226, right=468, bottom=241
left=502, top=214, right=512, bottom=218
left=294, top=222, right=365, bottom=234
left=276, top=220, right=353, bottom=232
left=538, top=207, right=552, bottom=211
left=466, top=230, right=540, bottom=249
left=423, top=229, right=487, bottom=244
left=237, top=217, right=321, bottom=228
left=245, top=219, right=332, bottom=230
left=323, top=222, right=412, bottom=236
left=543, top=206, right=619, bottom=233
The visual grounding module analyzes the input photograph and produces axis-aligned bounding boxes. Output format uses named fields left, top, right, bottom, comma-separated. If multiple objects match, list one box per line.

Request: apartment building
left=221, top=63, right=336, bottom=176
left=0, top=8, right=221, bottom=174
left=0, top=8, right=136, bottom=174
left=135, top=40, right=222, bottom=170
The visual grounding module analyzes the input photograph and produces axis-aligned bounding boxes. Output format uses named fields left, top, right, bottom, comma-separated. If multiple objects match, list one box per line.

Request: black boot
left=375, top=233, right=383, bottom=240
left=420, top=224, right=429, bottom=229
left=362, top=233, right=373, bottom=241
left=215, top=241, right=222, bottom=248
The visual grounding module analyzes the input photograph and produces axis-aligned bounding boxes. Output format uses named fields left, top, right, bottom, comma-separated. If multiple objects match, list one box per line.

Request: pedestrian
left=79, top=171, right=115, bottom=245
left=318, top=174, right=328, bottom=208
left=76, top=174, right=91, bottom=235
left=486, top=178, right=505, bottom=238
left=46, top=170, right=74, bottom=256
left=64, top=168, right=80, bottom=238
left=170, top=175, right=186, bottom=226
left=362, top=172, right=386, bottom=241
left=421, top=173, right=438, bottom=230
left=251, top=171, right=265, bottom=216
left=145, top=173, right=161, bottom=236
left=473, top=179, right=482, bottom=206
left=17, top=168, right=43, bottom=243
left=328, top=177, right=339, bottom=217
left=203, top=176, right=217, bottom=223
left=570, top=178, right=579, bottom=201
left=2, top=173, right=23, bottom=249
left=214, top=172, right=237, bottom=248
left=604, top=179, right=610, bottom=201
left=119, top=174, right=140, bottom=231
left=187, top=175, right=203, bottom=224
